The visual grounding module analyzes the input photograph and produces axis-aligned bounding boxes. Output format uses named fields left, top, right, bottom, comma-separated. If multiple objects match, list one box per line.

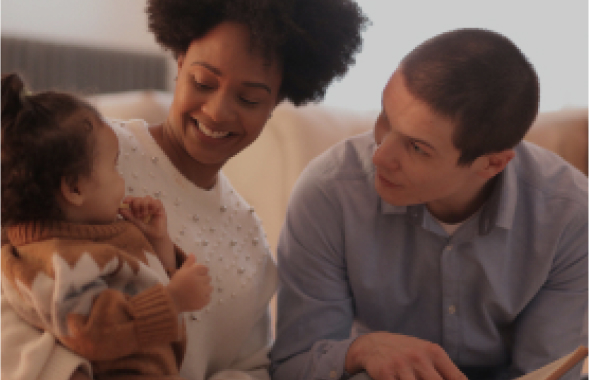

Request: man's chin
left=375, top=182, right=410, bottom=206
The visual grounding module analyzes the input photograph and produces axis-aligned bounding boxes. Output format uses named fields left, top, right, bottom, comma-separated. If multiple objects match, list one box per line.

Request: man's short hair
left=401, top=28, right=540, bottom=165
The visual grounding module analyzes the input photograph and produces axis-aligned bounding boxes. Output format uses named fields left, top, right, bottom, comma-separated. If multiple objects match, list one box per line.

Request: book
left=515, top=346, right=588, bottom=380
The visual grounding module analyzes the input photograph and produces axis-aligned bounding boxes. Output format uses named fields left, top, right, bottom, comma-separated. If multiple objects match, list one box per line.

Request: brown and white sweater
left=1, top=220, right=187, bottom=379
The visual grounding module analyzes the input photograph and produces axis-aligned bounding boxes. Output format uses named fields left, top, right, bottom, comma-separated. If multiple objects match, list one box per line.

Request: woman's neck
left=148, top=123, right=219, bottom=190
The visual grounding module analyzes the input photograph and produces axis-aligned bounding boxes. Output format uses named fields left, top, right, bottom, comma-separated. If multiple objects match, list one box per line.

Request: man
left=270, top=29, right=587, bottom=380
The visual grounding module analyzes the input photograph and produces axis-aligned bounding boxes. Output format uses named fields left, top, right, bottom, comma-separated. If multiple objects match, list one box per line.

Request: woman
left=1, top=0, right=369, bottom=379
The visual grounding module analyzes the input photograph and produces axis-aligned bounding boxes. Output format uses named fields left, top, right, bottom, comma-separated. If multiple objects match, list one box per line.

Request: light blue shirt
left=270, top=132, right=588, bottom=380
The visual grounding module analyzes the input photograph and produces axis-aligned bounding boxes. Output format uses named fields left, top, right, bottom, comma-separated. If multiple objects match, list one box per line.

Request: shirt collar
left=484, top=158, right=518, bottom=232
left=377, top=157, right=519, bottom=235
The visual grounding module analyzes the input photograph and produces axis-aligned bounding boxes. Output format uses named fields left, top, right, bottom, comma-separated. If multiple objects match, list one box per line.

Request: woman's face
left=167, top=21, right=283, bottom=172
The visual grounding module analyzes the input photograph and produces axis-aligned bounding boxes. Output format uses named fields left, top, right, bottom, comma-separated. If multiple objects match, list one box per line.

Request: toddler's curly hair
left=1, top=73, right=100, bottom=226
left=147, top=0, right=369, bottom=105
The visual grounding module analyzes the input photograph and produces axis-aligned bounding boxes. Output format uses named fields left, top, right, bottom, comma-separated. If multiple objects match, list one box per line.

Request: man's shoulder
left=302, top=131, right=375, bottom=184
left=288, top=131, right=376, bottom=212
left=513, top=142, right=587, bottom=208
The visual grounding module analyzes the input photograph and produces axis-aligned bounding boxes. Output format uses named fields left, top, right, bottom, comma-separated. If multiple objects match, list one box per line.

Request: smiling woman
left=1, top=0, right=370, bottom=380
left=155, top=22, right=284, bottom=190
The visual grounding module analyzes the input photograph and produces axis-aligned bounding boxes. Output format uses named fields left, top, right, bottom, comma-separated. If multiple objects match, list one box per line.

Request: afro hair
left=147, top=0, right=369, bottom=105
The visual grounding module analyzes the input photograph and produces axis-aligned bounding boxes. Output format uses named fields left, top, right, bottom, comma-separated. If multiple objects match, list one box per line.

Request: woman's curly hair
left=1, top=73, right=100, bottom=226
left=147, top=0, right=369, bottom=105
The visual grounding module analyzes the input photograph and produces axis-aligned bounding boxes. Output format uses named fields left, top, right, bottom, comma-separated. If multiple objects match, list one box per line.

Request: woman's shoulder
left=108, top=118, right=162, bottom=159
left=108, top=118, right=148, bottom=139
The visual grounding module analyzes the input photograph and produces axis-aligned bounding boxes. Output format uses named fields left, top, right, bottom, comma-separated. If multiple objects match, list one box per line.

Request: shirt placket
left=440, top=240, right=461, bottom=360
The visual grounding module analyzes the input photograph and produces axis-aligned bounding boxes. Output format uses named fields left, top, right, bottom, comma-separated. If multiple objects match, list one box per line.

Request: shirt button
left=448, top=305, right=456, bottom=314
left=329, top=370, right=338, bottom=379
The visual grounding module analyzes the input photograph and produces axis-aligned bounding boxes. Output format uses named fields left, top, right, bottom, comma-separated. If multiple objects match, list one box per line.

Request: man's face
left=372, top=69, right=487, bottom=222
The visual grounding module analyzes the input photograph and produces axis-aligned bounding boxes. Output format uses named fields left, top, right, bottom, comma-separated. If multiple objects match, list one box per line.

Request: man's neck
left=427, top=176, right=499, bottom=224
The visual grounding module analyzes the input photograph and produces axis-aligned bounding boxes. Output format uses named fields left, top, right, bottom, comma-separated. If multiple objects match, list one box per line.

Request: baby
left=1, top=73, right=212, bottom=379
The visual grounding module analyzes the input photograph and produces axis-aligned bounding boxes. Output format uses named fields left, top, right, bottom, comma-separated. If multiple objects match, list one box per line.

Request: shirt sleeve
left=508, top=209, right=588, bottom=380
left=270, top=163, right=356, bottom=380
left=1, top=295, right=92, bottom=380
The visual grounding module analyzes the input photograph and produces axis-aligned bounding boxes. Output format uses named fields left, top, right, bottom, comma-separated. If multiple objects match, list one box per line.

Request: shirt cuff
left=128, top=283, right=179, bottom=345
left=313, top=337, right=356, bottom=380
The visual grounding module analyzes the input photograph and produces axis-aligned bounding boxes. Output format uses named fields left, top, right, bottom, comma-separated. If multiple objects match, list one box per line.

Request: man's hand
left=345, top=332, right=468, bottom=380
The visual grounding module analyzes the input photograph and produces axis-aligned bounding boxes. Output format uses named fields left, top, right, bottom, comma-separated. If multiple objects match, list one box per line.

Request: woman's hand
left=119, top=195, right=176, bottom=270
left=166, top=255, right=212, bottom=313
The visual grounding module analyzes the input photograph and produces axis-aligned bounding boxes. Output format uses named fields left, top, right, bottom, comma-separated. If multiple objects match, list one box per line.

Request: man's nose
left=373, top=135, right=400, bottom=171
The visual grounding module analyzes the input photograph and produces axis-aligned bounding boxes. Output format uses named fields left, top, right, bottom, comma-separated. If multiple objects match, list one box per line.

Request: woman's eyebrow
left=191, top=61, right=272, bottom=94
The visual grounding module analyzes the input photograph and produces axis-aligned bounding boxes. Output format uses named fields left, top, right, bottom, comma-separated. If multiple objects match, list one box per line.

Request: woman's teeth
left=198, top=121, right=230, bottom=138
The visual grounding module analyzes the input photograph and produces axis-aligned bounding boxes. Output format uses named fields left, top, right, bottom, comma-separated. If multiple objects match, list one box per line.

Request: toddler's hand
left=119, top=196, right=168, bottom=241
left=166, top=255, right=212, bottom=313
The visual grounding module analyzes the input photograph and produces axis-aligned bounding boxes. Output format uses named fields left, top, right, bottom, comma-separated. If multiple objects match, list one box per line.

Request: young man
left=270, top=29, right=587, bottom=380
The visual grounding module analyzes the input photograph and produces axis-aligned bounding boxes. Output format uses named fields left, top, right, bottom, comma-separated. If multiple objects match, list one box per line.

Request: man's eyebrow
left=191, top=61, right=272, bottom=94
left=382, top=105, right=437, bottom=152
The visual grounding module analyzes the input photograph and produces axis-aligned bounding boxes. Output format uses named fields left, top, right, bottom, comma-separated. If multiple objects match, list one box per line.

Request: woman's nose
left=202, top=91, right=235, bottom=123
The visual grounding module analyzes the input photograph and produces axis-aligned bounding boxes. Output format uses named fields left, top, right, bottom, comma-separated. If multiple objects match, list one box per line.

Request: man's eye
left=411, top=142, right=427, bottom=155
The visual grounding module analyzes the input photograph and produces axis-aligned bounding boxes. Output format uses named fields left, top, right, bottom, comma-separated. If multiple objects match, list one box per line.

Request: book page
left=515, top=346, right=588, bottom=380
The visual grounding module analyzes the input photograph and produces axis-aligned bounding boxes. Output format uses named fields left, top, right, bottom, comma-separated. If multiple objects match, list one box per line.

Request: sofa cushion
left=90, top=90, right=587, bottom=252
left=524, top=108, right=588, bottom=175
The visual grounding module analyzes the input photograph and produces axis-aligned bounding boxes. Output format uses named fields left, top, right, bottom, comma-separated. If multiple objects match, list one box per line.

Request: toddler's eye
left=195, top=81, right=213, bottom=90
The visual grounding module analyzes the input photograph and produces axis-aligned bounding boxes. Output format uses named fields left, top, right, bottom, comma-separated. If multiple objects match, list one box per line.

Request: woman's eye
left=240, top=97, right=260, bottom=106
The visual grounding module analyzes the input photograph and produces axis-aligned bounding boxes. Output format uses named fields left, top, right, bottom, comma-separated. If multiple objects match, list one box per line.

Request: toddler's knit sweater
left=1, top=220, right=186, bottom=379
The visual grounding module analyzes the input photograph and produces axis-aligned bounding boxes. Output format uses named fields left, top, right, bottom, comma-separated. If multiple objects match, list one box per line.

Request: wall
left=2, top=0, right=587, bottom=112
left=323, top=0, right=588, bottom=112
left=1, top=0, right=160, bottom=53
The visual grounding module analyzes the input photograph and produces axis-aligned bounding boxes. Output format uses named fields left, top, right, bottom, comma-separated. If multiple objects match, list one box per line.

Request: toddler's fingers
left=194, top=264, right=209, bottom=275
left=183, top=255, right=196, bottom=266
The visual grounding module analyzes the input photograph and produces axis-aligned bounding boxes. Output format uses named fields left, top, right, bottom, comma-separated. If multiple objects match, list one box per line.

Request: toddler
left=1, top=73, right=212, bottom=379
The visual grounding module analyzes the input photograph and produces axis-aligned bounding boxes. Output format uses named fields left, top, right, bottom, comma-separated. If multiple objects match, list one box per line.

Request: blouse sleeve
left=209, top=246, right=278, bottom=380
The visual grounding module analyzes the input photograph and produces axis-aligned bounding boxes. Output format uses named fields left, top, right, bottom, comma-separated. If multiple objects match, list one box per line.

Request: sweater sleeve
left=2, top=243, right=180, bottom=362
left=61, top=284, right=179, bottom=361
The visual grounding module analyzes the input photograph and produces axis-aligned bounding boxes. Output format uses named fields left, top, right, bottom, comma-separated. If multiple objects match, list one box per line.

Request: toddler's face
left=76, top=120, right=126, bottom=224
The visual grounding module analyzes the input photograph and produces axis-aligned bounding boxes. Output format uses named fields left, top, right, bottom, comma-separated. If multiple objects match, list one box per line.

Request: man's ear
left=475, top=149, right=515, bottom=180
left=60, top=176, right=85, bottom=207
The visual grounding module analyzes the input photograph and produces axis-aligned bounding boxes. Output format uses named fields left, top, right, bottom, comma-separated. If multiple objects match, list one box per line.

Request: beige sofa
left=89, top=91, right=588, bottom=254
